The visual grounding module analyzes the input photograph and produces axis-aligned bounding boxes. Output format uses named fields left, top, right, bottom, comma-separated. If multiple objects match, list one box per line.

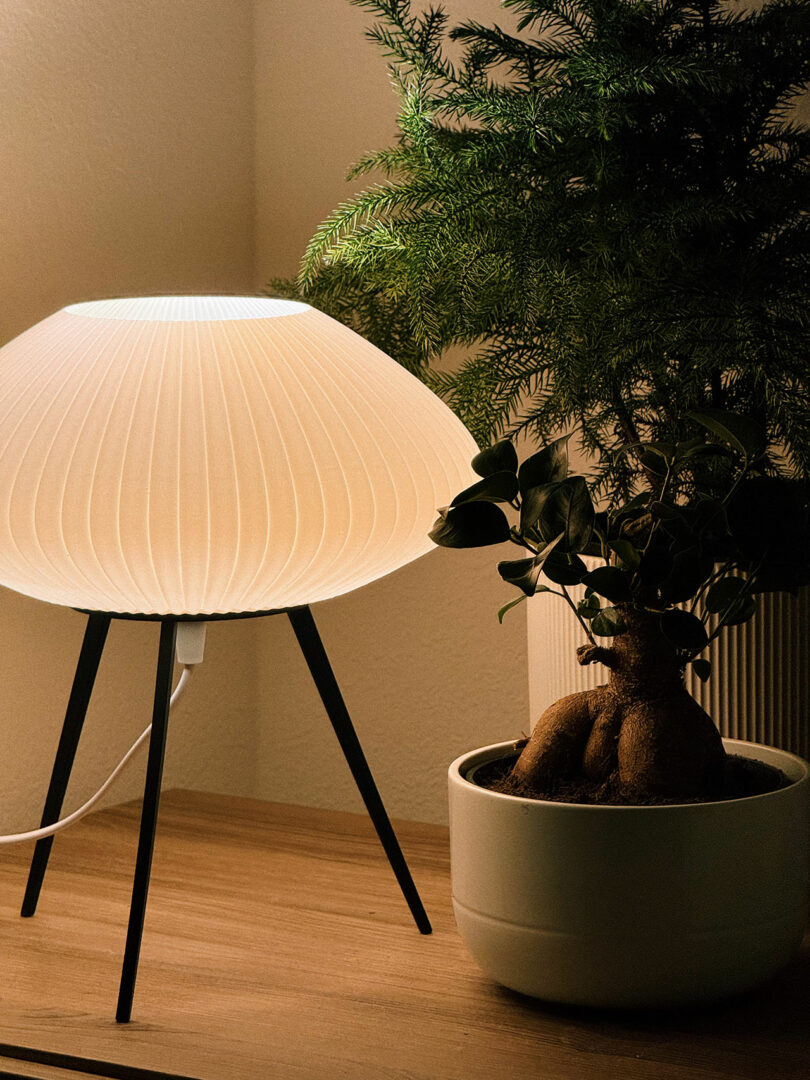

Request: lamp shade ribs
left=0, top=296, right=478, bottom=615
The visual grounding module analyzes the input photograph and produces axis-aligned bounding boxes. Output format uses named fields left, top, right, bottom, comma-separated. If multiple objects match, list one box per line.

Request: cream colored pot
left=448, top=739, right=810, bottom=1008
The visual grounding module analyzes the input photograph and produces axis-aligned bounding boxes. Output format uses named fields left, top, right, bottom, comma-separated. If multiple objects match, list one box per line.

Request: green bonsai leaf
left=719, top=596, right=757, bottom=627
left=687, top=410, right=766, bottom=461
left=643, top=442, right=676, bottom=464
left=610, top=493, right=652, bottom=532
left=615, top=492, right=652, bottom=513
left=639, top=451, right=668, bottom=477
left=657, top=508, right=694, bottom=546
left=577, top=593, right=601, bottom=620
left=519, top=480, right=561, bottom=534
left=689, top=497, right=727, bottom=536
left=675, top=442, right=735, bottom=464
left=649, top=500, right=682, bottom=521
left=608, top=538, right=641, bottom=569
left=704, top=576, right=747, bottom=613
left=429, top=501, right=511, bottom=547
left=472, top=439, right=518, bottom=478
left=582, top=565, right=633, bottom=603
left=659, top=609, right=709, bottom=653
left=497, top=594, right=530, bottom=622
left=691, top=658, right=712, bottom=682
left=498, top=532, right=565, bottom=595
left=638, top=546, right=674, bottom=588
left=517, top=434, right=570, bottom=494
left=450, top=470, right=519, bottom=506
left=590, top=607, right=626, bottom=638
left=659, top=547, right=716, bottom=606
left=536, top=475, right=594, bottom=552
left=542, top=551, right=588, bottom=585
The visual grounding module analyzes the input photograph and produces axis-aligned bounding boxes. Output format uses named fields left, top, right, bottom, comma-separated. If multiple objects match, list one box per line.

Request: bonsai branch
left=576, top=643, right=614, bottom=668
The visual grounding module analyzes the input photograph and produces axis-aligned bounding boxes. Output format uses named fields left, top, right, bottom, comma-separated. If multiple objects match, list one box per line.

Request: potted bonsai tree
left=432, top=415, right=810, bottom=1005
left=277, top=0, right=810, bottom=1003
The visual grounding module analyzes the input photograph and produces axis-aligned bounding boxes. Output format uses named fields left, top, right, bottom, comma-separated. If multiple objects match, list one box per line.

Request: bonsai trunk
left=510, top=606, right=726, bottom=802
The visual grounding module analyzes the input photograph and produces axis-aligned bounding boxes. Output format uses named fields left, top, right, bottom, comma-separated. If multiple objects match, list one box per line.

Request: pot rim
left=449, top=738, right=810, bottom=812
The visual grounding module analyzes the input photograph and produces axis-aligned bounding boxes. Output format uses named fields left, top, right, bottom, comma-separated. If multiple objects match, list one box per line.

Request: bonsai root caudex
left=510, top=607, right=726, bottom=803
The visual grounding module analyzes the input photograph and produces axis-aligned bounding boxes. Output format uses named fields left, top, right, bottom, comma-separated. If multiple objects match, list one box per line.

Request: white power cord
left=0, top=664, right=195, bottom=846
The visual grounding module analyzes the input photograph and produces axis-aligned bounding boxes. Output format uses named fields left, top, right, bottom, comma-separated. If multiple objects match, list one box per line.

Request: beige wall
left=0, top=0, right=259, bottom=831
left=251, top=0, right=528, bottom=825
left=0, top=0, right=528, bottom=838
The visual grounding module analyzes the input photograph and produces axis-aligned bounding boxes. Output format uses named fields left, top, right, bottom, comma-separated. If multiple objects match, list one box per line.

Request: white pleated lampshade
left=0, top=296, right=478, bottom=616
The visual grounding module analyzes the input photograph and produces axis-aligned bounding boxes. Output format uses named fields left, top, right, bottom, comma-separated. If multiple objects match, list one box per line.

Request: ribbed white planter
left=449, top=739, right=810, bottom=1008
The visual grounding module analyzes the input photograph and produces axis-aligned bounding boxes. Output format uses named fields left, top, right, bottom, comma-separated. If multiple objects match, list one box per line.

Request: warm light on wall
left=0, top=295, right=478, bottom=614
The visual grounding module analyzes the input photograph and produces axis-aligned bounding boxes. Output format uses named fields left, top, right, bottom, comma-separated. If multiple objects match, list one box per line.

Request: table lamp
left=0, top=295, right=478, bottom=1021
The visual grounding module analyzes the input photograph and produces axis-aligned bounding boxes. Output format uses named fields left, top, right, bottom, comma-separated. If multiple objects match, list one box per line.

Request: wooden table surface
left=0, top=790, right=807, bottom=1080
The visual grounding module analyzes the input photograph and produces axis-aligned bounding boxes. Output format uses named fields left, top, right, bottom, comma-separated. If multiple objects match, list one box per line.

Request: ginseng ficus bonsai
left=430, top=414, right=810, bottom=803
left=277, top=0, right=810, bottom=802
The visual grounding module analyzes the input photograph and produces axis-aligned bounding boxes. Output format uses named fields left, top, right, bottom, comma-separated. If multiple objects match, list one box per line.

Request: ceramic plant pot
left=448, top=739, right=810, bottom=1008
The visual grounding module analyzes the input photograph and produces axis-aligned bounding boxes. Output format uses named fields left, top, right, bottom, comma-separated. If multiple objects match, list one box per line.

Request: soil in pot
left=474, top=750, right=790, bottom=806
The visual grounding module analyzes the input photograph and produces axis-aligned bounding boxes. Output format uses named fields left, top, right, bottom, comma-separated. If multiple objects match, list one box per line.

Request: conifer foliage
left=280, top=0, right=810, bottom=495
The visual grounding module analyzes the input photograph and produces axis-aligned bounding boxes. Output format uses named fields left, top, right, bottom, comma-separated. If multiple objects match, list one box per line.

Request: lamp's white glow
left=0, top=296, right=478, bottom=615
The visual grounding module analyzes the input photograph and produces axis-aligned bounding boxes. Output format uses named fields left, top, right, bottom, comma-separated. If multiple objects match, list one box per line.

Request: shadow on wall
left=0, top=588, right=263, bottom=835
left=251, top=546, right=529, bottom=827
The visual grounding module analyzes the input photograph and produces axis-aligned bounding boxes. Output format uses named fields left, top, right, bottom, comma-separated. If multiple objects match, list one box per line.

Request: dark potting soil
left=472, top=752, right=790, bottom=806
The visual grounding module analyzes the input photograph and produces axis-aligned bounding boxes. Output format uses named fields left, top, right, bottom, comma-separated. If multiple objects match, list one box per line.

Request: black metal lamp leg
left=21, top=613, right=112, bottom=918
left=116, top=619, right=177, bottom=1024
left=287, top=606, right=431, bottom=935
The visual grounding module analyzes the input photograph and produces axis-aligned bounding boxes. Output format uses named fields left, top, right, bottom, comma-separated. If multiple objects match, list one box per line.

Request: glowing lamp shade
left=0, top=296, right=478, bottom=615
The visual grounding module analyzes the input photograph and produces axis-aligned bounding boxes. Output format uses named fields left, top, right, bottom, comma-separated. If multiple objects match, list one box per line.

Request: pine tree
left=275, top=0, right=810, bottom=499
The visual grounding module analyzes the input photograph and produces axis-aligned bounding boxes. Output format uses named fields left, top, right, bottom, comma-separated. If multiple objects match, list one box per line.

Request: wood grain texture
left=0, top=1058, right=119, bottom=1080
left=0, top=1061, right=103, bottom=1080
left=0, top=790, right=808, bottom=1080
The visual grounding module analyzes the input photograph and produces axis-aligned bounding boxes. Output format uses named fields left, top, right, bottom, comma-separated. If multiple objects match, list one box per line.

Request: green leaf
left=658, top=510, right=695, bottom=546
left=472, top=440, right=518, bottom=478
left=591, top=607, right=626, bottom=637
left=497, top=533, right=564, bottom=595
left=638, top=546, right=674, bottom=587
left=676, top=443, right=734, bottom=463
left=537, top=475, right=594, bottom=552
left=643, top=441, right=676, bottom=463
left=451, top=470, right=519, bottom=506
left=429, top=502, right=511, bottom=548
left=497, top=594, right=528, bottom=623
left=611, top=494, right=651, bottom=530
left=673, top=437, right=704, bottom=459
left=519, top=481, right=560, bottom=534
left=719, top=595, right=757, bottom=626
left=689, top=497, right=726, bottom=535
left=498, top=556, right=540, bottom=593
left=582, top=565, right=633, bottom=603
left=617, top=491, right=652, bottom=512
left=687, top=409, right=766, bottom=460
left=608, top=538, right=641, bottom=569
left=691, top=658, right=712, bottom=682
left=542, top=551, right=588, bottom=585
left=517, top=434, right=570, bottom=493
left=640, top=451, right=667, bottom=476
left=649, top=500, right=682, bottom=521
left=659, top=547, right=715, bottom=605
left=704, top=576, right=747, bottom=613
left=659, top=609, right=709, bottom=653
left=577, top=594, right=601, bottom=619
